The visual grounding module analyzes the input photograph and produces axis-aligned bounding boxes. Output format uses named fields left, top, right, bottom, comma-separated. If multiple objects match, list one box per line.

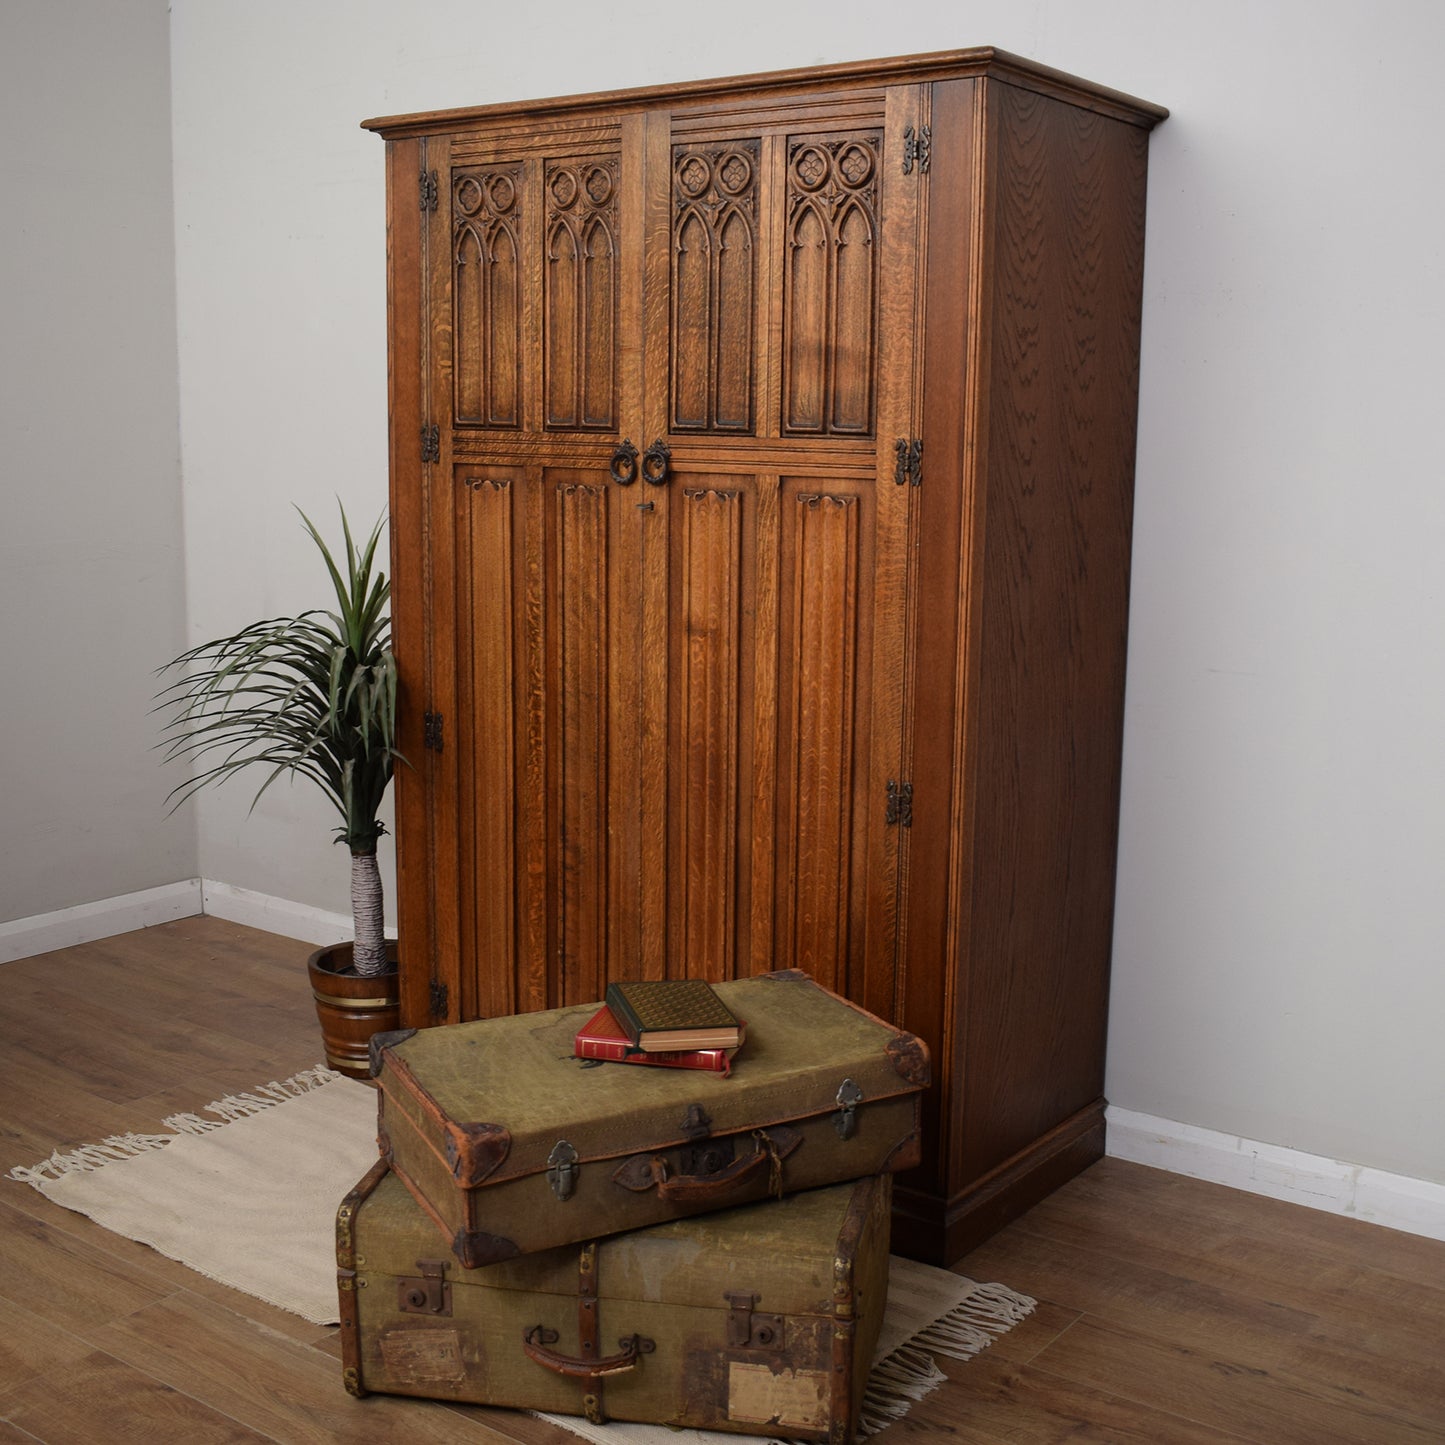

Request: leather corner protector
left=368, top=1027, right=417, bottom=1077
left=455, top=1227, right=521, bottom=1268
left=443, top=1120, right=512, bottom=1187
left=880, top=1131, right=924, bottom=1175
left=886, top=1032, right=931, bottom=1088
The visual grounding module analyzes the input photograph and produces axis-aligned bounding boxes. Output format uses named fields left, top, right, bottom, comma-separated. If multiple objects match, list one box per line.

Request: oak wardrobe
left=362, top=47, right=1166, bottom=1264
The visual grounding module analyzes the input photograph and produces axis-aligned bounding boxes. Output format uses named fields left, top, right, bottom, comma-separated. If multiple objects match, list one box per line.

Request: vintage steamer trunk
left=372, top=969, right=927, bottom=1266
left=339, top=1162, right=892, bottom=1439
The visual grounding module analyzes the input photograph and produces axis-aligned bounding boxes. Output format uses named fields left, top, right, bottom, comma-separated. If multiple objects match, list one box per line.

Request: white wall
left=0, top=0, right=195, bottom=924
left=166, top=0, right=1445, bottom=1186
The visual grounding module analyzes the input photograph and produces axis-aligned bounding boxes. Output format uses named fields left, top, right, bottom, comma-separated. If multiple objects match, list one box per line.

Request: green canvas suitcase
left=338, top=1159, right=892, bottom=1441
left=371, top=969, right=929, bottom=1266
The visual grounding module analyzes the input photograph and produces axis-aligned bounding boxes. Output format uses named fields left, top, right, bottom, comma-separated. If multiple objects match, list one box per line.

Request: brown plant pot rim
left=307, top=939, right=400, bottom=985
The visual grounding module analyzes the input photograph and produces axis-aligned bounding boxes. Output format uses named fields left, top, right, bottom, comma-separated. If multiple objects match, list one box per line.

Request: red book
left=574, top=1004, right=741, bottom=1075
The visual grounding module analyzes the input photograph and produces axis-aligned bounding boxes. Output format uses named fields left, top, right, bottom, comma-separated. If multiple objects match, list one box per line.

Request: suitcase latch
left=835, top=1078, right=864, bottom=1140
left=547, top=1139, right=580, bottom=1201
left=398, top=1258, right=452, bottom=1316
left=724, top=1290, right=784, bottom=1350
left=680, top=1103, right=712, bottom=1140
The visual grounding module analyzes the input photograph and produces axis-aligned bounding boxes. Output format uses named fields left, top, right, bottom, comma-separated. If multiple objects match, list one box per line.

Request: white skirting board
left=0, top=879, right=203, bottom=964
left=0, top=878, right=394, bottom=963
left=1107, top=1106, right=1445, bottom=1243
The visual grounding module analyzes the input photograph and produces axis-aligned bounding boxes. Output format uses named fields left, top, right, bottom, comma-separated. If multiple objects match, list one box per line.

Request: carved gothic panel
left=545, top=157, right=620, bottom=431
left=671, top=142, right=759, bottom=433
left=453, top=167, right=523, bottom=428
left=782, top=134, right=881, bottom=436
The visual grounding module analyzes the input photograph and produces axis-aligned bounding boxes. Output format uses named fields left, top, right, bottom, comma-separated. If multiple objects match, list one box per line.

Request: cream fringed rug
left=8, top=1070, right=1034, bottom=1441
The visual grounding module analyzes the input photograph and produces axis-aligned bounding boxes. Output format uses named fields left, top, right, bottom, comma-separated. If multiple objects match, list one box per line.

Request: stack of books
left=574, top=978, right=746, bottom=1075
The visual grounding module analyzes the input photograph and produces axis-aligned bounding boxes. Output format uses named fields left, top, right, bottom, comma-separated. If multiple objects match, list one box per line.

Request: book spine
left=574, top=1033, right=731, bottom=1074
left=603, top=982, right=646, bottom=1046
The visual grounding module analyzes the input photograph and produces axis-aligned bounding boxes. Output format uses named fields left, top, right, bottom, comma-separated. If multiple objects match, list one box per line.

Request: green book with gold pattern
left=604, top=978, right=743, bottom=1052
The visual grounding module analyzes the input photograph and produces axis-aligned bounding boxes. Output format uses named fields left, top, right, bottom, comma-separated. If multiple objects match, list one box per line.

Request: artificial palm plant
left=156, top=508, right=402, bottom=977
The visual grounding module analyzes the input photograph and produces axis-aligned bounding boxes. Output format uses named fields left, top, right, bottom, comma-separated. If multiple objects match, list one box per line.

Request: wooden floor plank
left=0, top=1348, right=277, bottom=1444
left=93, top=1290, right=519, bottom=1444
left=3, top=917, right=1445, bottom=1443
left=1030, top=1315, right=1445, bottom=1445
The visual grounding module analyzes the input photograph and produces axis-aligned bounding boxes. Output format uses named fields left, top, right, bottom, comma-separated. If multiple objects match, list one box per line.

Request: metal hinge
left=398, top=1258, right=452, bottom=1316
left=902, top=125, right=932, bottom=176
left=428, top=979, right=448, bottom=1020
left=419, top=169, right=439, bottom=212
left=894, top=437, right=923, bottom=487
left=886, top=780, right=913, bottom=828
left=423, top=710, right=444, bottom=752
left=421, top=423, right=440, bottom=464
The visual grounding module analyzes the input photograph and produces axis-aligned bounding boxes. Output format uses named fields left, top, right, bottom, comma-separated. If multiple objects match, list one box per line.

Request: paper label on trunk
left=726, top=1361, right=829, bottom=1427
left=379, top=1327, right=468, bottom=1385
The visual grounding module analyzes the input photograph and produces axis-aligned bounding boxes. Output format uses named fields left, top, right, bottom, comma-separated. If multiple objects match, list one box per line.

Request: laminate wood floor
left=1, top=916, right=1441, bottom=1443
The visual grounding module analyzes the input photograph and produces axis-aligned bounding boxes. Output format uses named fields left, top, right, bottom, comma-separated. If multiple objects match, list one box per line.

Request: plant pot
left=307, top=940, right=401, bottom=1082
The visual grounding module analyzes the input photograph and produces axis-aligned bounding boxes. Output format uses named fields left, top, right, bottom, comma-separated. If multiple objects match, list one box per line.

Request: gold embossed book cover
left=604, top=978, right=743, bottom=1052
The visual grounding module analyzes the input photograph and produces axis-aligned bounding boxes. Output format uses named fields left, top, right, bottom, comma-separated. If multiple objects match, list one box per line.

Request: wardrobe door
left=412, top=122, right=648, bottom=1023
left=636, top=90, right=925, bottom=1008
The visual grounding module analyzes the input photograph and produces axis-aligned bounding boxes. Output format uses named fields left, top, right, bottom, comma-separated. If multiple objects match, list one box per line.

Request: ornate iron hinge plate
left=894, top=437, right=923, bottom=487
left=419, top=169, right=439, bottom=212
left=423, top=710, right=444, bottom=752
left=902, top=125, right=932, bottom=176
left=421, top=423, right=441, bottom=463
left=886, top=780, right=913, bottom=828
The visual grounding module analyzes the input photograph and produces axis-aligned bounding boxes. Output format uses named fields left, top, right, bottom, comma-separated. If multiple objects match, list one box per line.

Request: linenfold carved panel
left=545, top=157, right=620, bottom=431
left=677, top=486, right=744, bottom=980
left=671, top=142, right=760, bottom=434
left=453, top=167, right=524, bottom=428
left=783, top=134, right=881, bottom=437
left=459, top=476, right=516, bottom=1017
left=785, top=492, right=859, bottom=992
left=554, top=481, right=609, bottom=1002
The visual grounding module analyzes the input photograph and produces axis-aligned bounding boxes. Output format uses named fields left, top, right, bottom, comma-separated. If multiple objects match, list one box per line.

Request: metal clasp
left=547, top=1139, right=579, bottom=1201
left=398, top=1258, right=452, bottom=1316
left=681, top=1103, right=712, bottom=1140
left=724, top=1290, right=784, bottom=1349
left=835, top=1078, right=864, bottom=1140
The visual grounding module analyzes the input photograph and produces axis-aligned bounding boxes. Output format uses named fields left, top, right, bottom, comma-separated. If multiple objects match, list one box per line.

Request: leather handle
left=610, top=1126, right=799, bottom=1204
left=522, top=1326, right=654, bottom=1380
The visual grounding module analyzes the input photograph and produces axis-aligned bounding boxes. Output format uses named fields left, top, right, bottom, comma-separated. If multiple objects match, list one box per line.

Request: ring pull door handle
left=609, top=440, right=639, bottom=485
left=640, top=439, right=672, bottom=485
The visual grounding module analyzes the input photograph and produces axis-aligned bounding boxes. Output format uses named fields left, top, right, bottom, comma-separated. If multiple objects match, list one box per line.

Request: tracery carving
left=783, top=133, right=881, bottom=436
left=545, top=156, right=620, bottom=431
left=453, top=165, right=524, bottom=428
left=671, top=140, right=760, bottom=434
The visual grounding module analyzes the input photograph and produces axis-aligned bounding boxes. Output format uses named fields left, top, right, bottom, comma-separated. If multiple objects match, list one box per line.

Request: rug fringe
left=4, top=1066, right=341, bottom=1184
left=855, top=1280, right=1036, bottom=1439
